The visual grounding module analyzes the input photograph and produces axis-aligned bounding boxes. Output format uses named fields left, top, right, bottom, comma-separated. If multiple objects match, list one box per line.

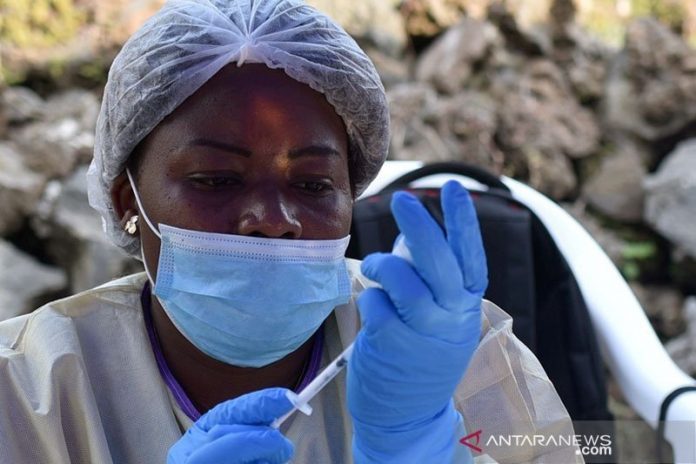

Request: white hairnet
left=87, top=0, right=389, bottom=257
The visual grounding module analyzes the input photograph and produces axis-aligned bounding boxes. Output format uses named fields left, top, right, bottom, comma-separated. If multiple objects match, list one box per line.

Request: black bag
left=346, top=162, right=613, bottom=423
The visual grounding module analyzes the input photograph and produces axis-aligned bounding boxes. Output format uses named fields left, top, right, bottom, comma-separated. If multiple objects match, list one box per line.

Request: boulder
left=430, top=92, right=504, bottom=171
left=492, top=59, right=601, bottom=198
left=629, top=283, right=685, bottom=339
left=43, top=89, right=100, bottom=131
left=486, top=2, right=549, bottom=56
left=390, top=119, right=452, bottom=163
left=0, top=86, right=45, bottom=124
left=388, top=82, right=450, bottom=161
left=416, top=17, right=501, bottom=94
left=0, top=239, right=67, bottom=321
left=522, top=147, right=577, bottom=200
left=644, top=139, right=696, bottom=257
left=399, top=0, right=469, bottom=40
left=665, top=297, right=696, bottom=376
left=550, top=24, right=611, bottom=104
left=32, top=166, right=142, bottom=293
left=10, top=118, right=93, bottom=178
left=603, top=18, right=696, bottom=142
left=582, top=139, right=647, bottom=223
left=671, top=249, right=696, bottom=296
left=562, top=202, right=626, bottom=266
left=0, top=142, right=46, bottom=236
left=306, top=0, right=407, bottom=56
left=495, top=59, right=601, bottom=161
left=364, top=47, right=412, bottom=89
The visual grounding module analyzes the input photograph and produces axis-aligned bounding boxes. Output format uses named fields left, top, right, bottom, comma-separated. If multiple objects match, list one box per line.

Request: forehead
left=133, top=63, right=349, bottom=168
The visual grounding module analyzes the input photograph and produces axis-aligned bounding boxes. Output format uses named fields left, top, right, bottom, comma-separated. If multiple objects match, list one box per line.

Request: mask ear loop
left=126, top=168, right=161, bottom=239
left=126, top=168, right=161, bottom=286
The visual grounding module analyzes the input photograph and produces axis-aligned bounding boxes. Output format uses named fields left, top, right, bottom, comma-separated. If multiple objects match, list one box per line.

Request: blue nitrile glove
left=347, top=180, right=487, bottom=463
left=167, top=387, right=295, bottom=464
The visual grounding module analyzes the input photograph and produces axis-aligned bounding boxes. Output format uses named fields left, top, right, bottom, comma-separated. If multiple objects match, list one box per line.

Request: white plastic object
left=501, top=176, right=696, bottom=462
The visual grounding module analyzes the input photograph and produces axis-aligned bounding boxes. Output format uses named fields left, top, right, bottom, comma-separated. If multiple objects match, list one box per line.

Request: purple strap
left=140, top=282, right=324, bottom=422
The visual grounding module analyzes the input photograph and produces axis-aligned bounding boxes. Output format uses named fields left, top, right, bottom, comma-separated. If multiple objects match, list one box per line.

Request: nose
left=236, top=185, right=302, bottom=239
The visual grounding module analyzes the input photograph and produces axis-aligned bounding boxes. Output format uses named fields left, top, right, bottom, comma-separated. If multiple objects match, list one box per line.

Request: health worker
left=0, top=1, right=580, bottom=463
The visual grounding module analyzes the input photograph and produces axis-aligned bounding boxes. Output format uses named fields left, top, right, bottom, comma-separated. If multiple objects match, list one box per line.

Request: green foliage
left=0, top=0, right=85, bottom=47
left=615, top=228, right=670, bottom=283
left=577, top=0, right=695, bottom=46
left=632, top=0, right=686, bottom=31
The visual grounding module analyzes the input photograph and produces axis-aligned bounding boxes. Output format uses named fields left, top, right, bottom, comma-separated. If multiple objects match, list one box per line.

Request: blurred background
left=0, top=0, right=695, bottom=459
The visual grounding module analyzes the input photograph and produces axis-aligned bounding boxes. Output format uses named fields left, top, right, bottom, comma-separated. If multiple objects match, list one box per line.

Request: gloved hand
left=167, top=387, right=295, bottom=464
left=347, top=180, right=487, bottom=463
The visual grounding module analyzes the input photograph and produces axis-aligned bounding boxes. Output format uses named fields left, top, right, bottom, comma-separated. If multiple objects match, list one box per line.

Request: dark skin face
left=111, top=63, right=353, bottom=413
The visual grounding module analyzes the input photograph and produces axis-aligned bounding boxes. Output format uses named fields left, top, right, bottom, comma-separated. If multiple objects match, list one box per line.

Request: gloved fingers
left=196, top=388, right=295, bottom=432
left=390, top=191, right=464, bottom=309
left=187, top=426, right=294, bottom=464
left=361, top=253, right=451, bottom=326
left=361, top=253, right=433, bottom=307
left=355, top=287, right=400, bottom=336
left=440, top=181, right=488, bottom=295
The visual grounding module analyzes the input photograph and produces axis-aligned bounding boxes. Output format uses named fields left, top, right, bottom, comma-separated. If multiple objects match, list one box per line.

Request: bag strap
left=382, top=161, right=510, bottom=193
left=657, top=385, right=696, bottom=462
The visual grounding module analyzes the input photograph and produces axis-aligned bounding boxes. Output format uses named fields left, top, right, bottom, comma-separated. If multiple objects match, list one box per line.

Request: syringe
left=270, top=234, right=412, bottom=429
left=270, top=342, right=355, bottom=429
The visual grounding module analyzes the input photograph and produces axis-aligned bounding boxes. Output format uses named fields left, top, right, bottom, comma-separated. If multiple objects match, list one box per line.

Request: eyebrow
left=185, top=138, right=342, bottom=159
left=186, top=138, right=252, bottom=157
left=288, top=145, right=342, bottom=159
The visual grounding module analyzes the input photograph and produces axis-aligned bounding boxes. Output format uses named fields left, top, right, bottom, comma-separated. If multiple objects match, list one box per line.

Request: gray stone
left=365, top=47, right=412, bottom=89
left=416, top=17, right=501, bottom=95
left=555, top=25, right=611, bottom=103
left=32, top=166, right=142, bottom=293
left=492, top=59, right=602, bottom=199
left=388, top=83, right=448, bottom=161
left=390, top=119, right=452, bottom=163
left=603, top=19, right=696, bottom=141
left=644, top=139, right=696, bottom=257
left=10, top=118, right=93, bottom=178
left=562, top=202, right=626, bottom=266
left=0, top=142, right=46, bottom=236
left=495, top=59, right=601, bottom=162
left=431, top=92, right=505, bottom=171
left=486, top=2, right=550, bottom=56
left=671, top=249, right=696, bottom=296
left=0, top=86, right=45, bottom=124
left=629, top=283, right=685, bottom=339
left=582, top=141, right=647, bottom=223
left=522, top=147, right=577, bottom=200
left=306, top=0, right=407, bottom=56
left=400, top=0, right=468, bottom=39
left=0, top=239, right=67, bottom=321
left=43, top=89, right=100, bottom=133
left=665, top=297, right=696, bottom=376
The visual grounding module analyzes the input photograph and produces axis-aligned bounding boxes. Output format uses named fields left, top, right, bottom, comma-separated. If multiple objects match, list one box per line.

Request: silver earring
left=125, top=215, right=139, bottom=235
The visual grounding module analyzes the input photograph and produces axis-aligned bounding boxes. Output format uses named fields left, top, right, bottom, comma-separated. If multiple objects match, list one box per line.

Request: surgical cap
left=87, top=0, right=389, bottom=257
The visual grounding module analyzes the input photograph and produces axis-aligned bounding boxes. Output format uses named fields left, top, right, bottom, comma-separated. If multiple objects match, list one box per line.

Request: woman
left=0, top=1, right=579, bottom=463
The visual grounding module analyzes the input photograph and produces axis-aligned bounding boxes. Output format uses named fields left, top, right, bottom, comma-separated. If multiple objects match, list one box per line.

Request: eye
left=296, top=180, right=333, bottom=195
left=188, top=174, right=241, bottom=189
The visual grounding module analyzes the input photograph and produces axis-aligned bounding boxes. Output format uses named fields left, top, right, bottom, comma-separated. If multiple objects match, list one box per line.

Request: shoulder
left=0, top=272, right=148, bottom=353
left=0, top=273, right=170, bottom=463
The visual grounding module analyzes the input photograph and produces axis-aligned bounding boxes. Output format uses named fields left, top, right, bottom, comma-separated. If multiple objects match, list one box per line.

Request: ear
left=111, top=171, right=138, bottom=228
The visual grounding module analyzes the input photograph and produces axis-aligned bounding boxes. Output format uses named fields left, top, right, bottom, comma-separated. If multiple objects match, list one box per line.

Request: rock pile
left=0, top=87, right=141, bottom=319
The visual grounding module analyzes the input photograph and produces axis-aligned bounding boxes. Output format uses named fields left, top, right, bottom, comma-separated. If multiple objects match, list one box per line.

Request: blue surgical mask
left=127, top=169, right=351, bottom=367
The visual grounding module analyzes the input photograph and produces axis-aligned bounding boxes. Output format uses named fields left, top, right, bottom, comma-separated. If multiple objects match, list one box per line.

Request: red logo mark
left=459, top=429, right=483, bottom=453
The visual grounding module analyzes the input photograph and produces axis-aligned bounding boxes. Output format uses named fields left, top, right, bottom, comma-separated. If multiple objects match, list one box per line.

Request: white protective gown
left=0, top=259, right=582, bottom=463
